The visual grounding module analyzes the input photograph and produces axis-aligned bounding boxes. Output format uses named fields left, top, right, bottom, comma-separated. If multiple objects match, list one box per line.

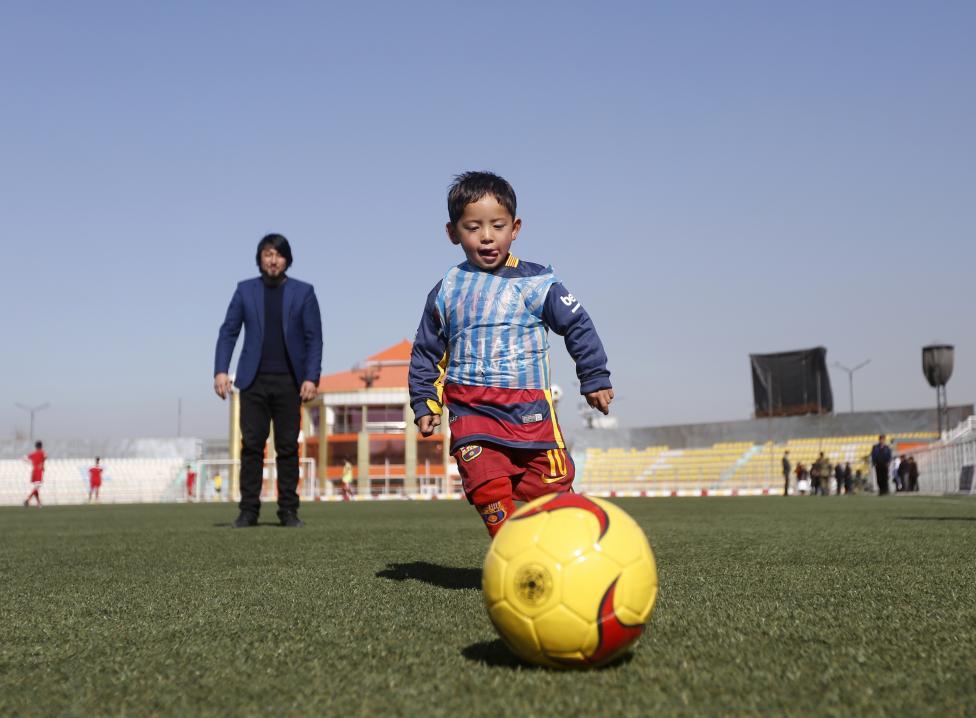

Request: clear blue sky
left=1, top=1, right=973, bottom=440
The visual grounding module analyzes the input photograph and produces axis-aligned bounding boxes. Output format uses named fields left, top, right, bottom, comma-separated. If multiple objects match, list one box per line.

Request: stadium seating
left=574, top=433, right=938, bottom=494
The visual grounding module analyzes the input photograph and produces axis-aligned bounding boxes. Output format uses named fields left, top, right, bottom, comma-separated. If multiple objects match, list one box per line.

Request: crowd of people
left=780, top=434, right=921, bottom=496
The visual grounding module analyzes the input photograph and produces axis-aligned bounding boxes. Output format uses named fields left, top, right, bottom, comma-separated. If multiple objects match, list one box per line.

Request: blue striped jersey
left=435, top=257, right=557, bottom=389
left=409, top=255, right=612, bottom=450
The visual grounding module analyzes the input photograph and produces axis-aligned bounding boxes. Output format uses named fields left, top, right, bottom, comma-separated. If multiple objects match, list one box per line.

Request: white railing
left=0, top=458, right=187, bottom=506
left=911, top=417, right=976, bottom=495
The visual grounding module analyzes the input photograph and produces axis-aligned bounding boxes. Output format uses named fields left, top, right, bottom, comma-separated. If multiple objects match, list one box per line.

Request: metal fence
left=910, top=416, right=976, bottom=495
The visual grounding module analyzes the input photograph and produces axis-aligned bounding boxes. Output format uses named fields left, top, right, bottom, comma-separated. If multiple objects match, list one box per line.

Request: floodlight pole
left=15, top=402, right=50, bottom=447
left=832, top=359, right=871, bottom=413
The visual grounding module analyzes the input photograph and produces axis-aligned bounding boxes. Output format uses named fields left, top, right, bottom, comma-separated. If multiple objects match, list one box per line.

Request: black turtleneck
left=259, top=275, right=293, bottom=376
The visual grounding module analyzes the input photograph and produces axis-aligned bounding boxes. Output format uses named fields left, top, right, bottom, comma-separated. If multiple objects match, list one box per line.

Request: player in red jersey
left=88, top=457, right=104, bottom=503
left=185, top=464, right=196, bottom=502
left=24, top=440, right=46, bottom=507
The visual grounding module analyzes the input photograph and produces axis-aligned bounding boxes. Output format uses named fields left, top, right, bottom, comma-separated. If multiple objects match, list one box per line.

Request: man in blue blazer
left=214, top=234, right=323, bottom=527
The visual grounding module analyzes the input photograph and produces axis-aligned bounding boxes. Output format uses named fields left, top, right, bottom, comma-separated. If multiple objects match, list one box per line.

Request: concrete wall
left=568, top=406, right=974, bottom=451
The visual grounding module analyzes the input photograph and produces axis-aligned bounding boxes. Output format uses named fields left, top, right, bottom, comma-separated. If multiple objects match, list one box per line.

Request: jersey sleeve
left=408, top=282, right=448, bottom=419
left=541, top=282, right=612, bottom=395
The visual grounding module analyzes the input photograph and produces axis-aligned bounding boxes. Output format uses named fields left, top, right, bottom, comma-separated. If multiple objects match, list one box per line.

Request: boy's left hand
left=585, top=388, right=614, bottom=415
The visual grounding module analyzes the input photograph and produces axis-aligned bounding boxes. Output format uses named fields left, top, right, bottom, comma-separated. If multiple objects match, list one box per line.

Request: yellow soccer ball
left=482, top=493, right=658, bottom=669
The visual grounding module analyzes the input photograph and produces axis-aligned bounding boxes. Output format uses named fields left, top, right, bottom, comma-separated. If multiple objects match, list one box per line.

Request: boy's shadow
left=461, top=639, right=537, bottom=669
left=461, top=639, right=633, bottom=670
left=376, top=561, right=481, bottom=590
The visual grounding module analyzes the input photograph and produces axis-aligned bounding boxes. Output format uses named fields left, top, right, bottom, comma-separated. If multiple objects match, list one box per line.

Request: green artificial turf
left=1, top=496, right=974, bottom=717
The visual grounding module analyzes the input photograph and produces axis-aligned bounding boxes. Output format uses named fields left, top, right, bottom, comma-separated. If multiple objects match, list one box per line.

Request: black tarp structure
left=750, top=348, right=833, bottom=417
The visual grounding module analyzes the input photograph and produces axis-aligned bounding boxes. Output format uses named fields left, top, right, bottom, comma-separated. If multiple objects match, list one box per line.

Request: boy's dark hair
left=447, top=171, right=517, bottom=226
left=255, top=233, right=293, bottom=269
left=35, top=441, right=42, bottom=449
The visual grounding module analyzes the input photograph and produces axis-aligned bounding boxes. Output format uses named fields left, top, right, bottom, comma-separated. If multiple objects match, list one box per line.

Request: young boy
left=408, top=171, right=613, bottom=537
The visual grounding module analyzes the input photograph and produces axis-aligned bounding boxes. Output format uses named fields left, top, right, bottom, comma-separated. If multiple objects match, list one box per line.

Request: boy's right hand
left=417, top=414, right=441, bottom=437
left=585, top=388, right=614, bottom=415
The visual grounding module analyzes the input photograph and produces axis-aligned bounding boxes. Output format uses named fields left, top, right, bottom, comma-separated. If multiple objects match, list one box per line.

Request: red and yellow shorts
left=453, top=442, right=575, bottom=504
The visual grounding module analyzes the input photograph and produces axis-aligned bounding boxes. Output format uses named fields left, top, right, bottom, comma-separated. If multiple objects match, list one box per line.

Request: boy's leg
left=513, top=448, right=576, bottom=502
left=470, top=477, right=516, bottom=538
left=453, top=443, right=519, bottom=537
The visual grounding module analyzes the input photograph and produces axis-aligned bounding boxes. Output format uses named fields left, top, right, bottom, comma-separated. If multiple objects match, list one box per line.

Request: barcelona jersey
left=408, top=255, right=611, bottom=452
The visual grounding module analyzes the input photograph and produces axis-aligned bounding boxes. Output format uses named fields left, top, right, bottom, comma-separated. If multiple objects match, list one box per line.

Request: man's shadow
left=376, top=561, right=481, bottom=590
left=897, top=516, right=976, bottom=522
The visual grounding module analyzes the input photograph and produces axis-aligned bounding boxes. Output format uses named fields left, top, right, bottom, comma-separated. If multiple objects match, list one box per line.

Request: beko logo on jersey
left=560, top=293, right=582, bottom=314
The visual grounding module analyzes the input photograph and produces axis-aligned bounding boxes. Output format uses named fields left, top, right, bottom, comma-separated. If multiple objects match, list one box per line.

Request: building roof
left=318, top=339, right=412, bottom=393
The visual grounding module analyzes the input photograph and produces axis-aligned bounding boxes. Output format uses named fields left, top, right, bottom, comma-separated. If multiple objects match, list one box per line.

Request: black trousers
left=239, top=373, right=301, bottom=517
left=876, top=465, right=890, bottom=495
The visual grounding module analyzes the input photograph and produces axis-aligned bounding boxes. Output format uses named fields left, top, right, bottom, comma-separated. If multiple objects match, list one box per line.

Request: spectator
left=896, top=454, right=909, bottom=492
left=870, top=434, right=892, bottom=495
left=782, top=451, right=791, bottom=496
left=834, top=462, right=845, bottom=495
left=795, top=462, right=810, bottom=495
left=843, top=462, right=854, bottom=495
left=812, top=452, right=830, bottom=496
left=907, top=456, right=920, bottom=492
left=340, top=459, right=354, bottom=501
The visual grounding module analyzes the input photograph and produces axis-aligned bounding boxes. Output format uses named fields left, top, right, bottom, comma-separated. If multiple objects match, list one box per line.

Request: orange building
left=301, top=340, right=452, bottom=497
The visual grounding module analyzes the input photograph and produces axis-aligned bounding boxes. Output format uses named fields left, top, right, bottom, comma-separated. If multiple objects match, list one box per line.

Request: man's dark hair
left=35, top=441, right=42, bottom=449
left=447, top=171, right=517, bottom=226
left=255, top=233, right=293, bottom=269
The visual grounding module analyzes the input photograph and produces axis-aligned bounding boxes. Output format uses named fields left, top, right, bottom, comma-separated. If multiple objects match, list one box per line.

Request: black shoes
left=231, top=512, right=258, bottom=528
left=278, top=512, right=304, bottom=528
left=231, top=511, right=303, bottom=527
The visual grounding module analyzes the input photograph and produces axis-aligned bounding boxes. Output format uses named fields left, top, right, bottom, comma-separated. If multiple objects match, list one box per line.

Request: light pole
left=15, top=402, right=50, bottom=446
left=832, top=360, right=870, bottom=413
left=922, top=345, right=954, bottom=437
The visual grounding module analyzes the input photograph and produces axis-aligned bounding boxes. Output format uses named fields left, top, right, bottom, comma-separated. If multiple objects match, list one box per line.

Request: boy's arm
left=541, top=283, right=613, bottom=413
left=408, top=283, right=448, bottom=434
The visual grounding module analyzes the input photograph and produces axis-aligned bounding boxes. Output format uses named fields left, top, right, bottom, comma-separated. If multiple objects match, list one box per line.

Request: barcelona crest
left=479, top=501, right=507, bottom=526
left=459, top=445, right=483, bottom=463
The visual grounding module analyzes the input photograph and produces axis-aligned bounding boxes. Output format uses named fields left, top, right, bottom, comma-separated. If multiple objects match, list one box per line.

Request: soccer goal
left=191, top=458, right=321, bottom=503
